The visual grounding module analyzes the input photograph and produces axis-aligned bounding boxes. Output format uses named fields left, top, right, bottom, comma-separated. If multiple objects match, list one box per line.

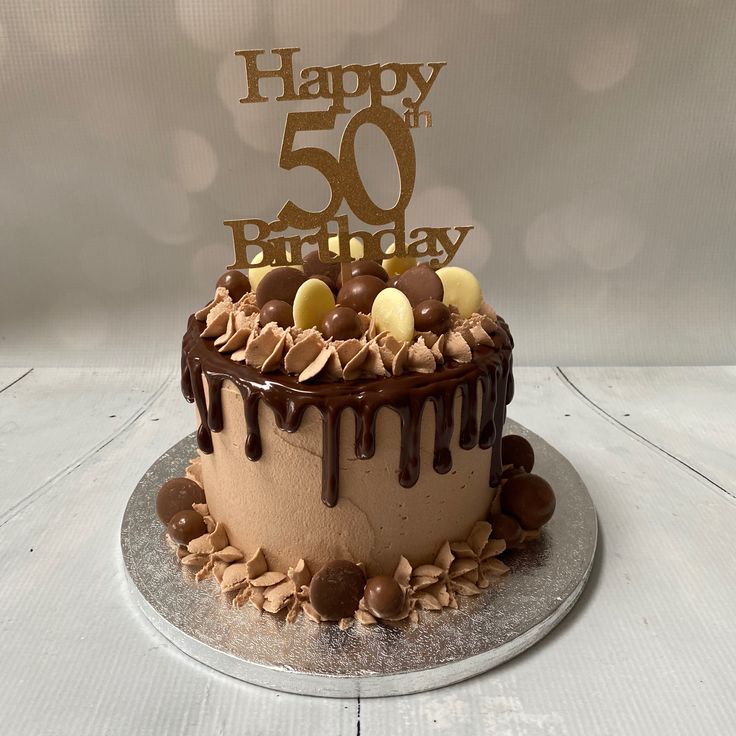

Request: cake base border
left=120, top=419, right=597, bottom=698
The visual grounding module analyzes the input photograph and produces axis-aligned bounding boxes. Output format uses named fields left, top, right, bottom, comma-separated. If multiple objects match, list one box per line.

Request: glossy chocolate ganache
left=181, top=314, right=514, bottom=508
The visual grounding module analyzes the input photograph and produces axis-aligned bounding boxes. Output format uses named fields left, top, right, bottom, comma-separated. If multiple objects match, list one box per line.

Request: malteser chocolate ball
left=413, top=299, right=451, bottom=335
left=167, top=509, right=207, bottom=545
left=310, top=560, right=366, bottom=620
left=336, top=259, right=388, bottom=288
left=488, top=513, right=523, bottom=549
left=396, top=265, right=444, bottom=307
left=502, top=434, right=535, bottom=472
left=337, top=275, right=386, bottom=314
left=255, top=266, right=307, bottom=307
left=363, top=575, right=404, bottom=619
left=320, top=306, right=363, bottom=341
left=500, top=473, right=556, bottom=531
left=501, top=466, right=526, bottom=482
left=303, top=249, right=340, bottom=282
left=216, top=270, right=251, bottom=301
left=156, top=477, right=205, bottom=525
left=259, top=299, right=294, bottom=328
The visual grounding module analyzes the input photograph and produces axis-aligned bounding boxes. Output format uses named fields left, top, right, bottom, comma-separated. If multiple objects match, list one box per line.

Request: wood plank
left=0, top=367, right=33, bottom=392
left=360, top=367, right=736, bottom=735
left=559, top=366, right=736, bottom=499
left=0, top=378, right=356, bottom=735
left=2, top=366, right=735, bottom=734
left=1, top=366, right=174, bottom=527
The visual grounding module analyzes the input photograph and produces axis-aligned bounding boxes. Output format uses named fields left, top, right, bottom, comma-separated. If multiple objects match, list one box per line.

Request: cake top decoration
left=223, top=47, right=472, bottom=275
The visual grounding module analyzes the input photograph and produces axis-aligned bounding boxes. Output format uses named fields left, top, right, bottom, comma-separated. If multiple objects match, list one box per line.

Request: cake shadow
left=482, top=524, right=604, bottom=680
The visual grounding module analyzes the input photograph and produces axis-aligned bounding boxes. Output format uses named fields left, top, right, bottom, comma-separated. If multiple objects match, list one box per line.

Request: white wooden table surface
left=2, top=362, right=735, bottom=735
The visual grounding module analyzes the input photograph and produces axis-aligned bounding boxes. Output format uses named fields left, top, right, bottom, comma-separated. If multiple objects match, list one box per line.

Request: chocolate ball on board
left=216, top=270, right=251, bottom=302
left=336, top=259, right=389, bottom=288
left=502, top=434, right=535, bottom=472
left=363, top=575, right=404, bottom=619
left=413, top=299, right=451, bottom=335
left=488, top=513, right=523, bottom=549
left=259, top=299, right=294, bottom=328
left=303, top=249, right=340, bottom=282
left=167, top=509, right=207, bottom=545
left=309, top=560, right=366, bottom=620
left=337, top=275, right=386, bottom=315
left=255, top=267, right=307, bottom=307
left=500, top=473, right=556, bottom=531
left=156, top=477, right=205, bottom=525
left=320, top=306, right=363, bottom=341
left=396, top=265, right=444, bottom=307
left=501, top=466, right=526, bottom=482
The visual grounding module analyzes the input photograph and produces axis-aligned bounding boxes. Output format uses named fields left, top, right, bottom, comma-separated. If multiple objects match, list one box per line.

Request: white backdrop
left=1, top=0, right=735, bottom=367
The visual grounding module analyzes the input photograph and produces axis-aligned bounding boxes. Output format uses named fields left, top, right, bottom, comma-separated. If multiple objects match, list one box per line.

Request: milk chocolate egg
left=248, top=250, right=302, bottom=292
left=336, top=259, right=388, bottom=288
left=255, top=267, right=307, bottom=307
left=303, top=249, right=340, bottom=282
left=396, top=265, right=444, bottom=307
left=337, top=275, right=386, bottom=314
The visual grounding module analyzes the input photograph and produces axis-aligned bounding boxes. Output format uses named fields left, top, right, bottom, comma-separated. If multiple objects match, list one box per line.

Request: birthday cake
left=153, top=49, right=555, bottom=626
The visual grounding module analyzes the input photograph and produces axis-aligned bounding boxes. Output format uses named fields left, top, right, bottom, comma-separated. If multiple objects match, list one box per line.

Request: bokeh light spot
left=569, top=25, right=639, bottom=92
left=172, top=129, right=218, bottom=192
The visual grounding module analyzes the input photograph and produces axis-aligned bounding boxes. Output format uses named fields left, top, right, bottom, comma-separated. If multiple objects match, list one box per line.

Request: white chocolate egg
left=381, top=241, right=417, bottom=278
left=293, top=278, right=336, bottom=330
left=436, top=266, right=482, bottom=318
left=371, top=288, right=414, bottom=343
left=328, top=234, right=364, bottom=260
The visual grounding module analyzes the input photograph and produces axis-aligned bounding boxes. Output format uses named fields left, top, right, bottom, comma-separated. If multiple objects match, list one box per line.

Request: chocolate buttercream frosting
left=181, top=314, right=513, bottom=508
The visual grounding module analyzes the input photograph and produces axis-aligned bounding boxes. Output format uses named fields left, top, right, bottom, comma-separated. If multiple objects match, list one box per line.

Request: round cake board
left=120, top=419, right=597, bottom=698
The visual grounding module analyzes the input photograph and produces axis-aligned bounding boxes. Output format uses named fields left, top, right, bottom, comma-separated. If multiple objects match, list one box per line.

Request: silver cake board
left=120, top=419, right=597, bottom=698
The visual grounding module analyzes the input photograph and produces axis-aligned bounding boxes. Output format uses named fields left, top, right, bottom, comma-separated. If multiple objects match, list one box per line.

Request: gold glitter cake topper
left=224, top=48, right=471, bottom=270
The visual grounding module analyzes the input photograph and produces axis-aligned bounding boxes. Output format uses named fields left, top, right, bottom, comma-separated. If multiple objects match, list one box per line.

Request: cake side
left=184, top=312, right=512, bottom=574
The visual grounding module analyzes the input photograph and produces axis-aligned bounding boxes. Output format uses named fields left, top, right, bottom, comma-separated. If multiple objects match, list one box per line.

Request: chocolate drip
left=322, top=408, right=341, bottom=507
left=355, top=406, right=377, bottom=460
left=490, top=353, right=510, bottom=486
left=478, top=370, right=496, bottom=450
left=181, top=351, right=193, bottom=402
left=188, top=360, right=213, bottom=454
left=397, top=397, right=424, bottom=488
left=181, top=315, right=514, bottom=507
left=458, top=380, right=479, bottom=450
left=243, top=390, right=262, bottom=461
left=206, top=374, right=225, bottom=433
left=431, top=391, right=454, bottom=474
